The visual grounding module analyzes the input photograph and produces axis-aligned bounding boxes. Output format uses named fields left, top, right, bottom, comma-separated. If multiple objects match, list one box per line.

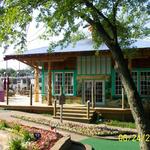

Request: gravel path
left=0, top=130, right=10, bottom=150
left=0, top=130, right=20, bottom=150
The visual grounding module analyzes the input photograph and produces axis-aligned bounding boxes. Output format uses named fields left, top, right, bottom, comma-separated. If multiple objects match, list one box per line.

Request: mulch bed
left=21, top=125, right=63, bottom=150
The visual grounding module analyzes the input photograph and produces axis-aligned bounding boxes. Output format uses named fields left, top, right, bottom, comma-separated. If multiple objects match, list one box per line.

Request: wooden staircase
left=53, top=105, right=95, bottom=123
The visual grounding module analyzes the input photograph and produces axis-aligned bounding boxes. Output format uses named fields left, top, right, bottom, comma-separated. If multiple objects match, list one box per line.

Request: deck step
left=53, top=116, right=90, bottom=123
left=56, top=107, right=88, bottom=110
left=56, top=112, right=93, bottom=117
left=56, top=109, right=94, bottom=113
left=53, top=106, right=95, bottom=122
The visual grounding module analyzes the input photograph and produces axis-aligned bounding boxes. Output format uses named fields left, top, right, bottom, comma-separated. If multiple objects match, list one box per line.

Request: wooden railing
left=87, top=100, right=90, bottom=119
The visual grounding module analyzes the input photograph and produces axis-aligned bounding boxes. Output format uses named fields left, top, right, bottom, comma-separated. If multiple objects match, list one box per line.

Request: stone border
left=51, top=135, right=92, bottom=150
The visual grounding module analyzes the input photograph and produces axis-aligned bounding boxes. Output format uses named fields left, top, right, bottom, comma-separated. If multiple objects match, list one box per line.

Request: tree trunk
left=109, top=43, right=150, bottom=150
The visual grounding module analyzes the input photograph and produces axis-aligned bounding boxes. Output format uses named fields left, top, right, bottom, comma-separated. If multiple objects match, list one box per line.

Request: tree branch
left=78, top=11, right=113, bottom=45
left=82, top=0, right=116, bottom=39
left=112, top=0, right=121, bottom=41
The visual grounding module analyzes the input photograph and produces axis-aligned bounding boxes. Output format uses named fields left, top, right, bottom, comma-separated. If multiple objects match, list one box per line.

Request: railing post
left=30, top=84, right=33, bottom=106
left=54, top=99, right=57, bottom=117
left=87, top=100, right=90, bottom=119
left=122, top=87, right=125, bottom=109
left=60, top=104, right=63, bottom=123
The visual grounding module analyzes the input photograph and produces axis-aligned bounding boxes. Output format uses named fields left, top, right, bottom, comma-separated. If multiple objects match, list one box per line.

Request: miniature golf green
left=80, top=138, right=140, bottom=150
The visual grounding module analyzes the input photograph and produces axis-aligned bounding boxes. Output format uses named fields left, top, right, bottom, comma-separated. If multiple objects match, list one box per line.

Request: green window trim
left=112, top=68, right=150, bottom=98
left=52, top=70, right=77, bottom=96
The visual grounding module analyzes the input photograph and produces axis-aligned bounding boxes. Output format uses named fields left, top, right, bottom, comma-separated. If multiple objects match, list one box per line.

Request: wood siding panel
left=77, top=55, right=111, bottom=75
left=101, top=56, right=105, bottom=74
left=82, top=56, right=86, bottom=74
left=51, top=57, right=76, bottom=70
left=132, top=58, right=150, bottom=68
left=77, top=57, right=81, bottom=74
left=91, top=56, right=95, bottom=74
left=96, top=56, right=101, bottom=74
left=106, top=57, right=111, bottom=74
left=86, top=56, right=91, bottom=74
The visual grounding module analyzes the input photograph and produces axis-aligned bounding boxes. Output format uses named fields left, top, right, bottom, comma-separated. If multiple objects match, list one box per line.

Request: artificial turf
left=80, top=138, right=140, bottom=150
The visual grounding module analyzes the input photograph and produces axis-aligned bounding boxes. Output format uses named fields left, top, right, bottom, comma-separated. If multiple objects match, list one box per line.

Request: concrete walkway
left=0, top=130, right=11, bottom=150
left=0, top=109, right=88, bottom=142
left=0, top=95, right=47, bottom=106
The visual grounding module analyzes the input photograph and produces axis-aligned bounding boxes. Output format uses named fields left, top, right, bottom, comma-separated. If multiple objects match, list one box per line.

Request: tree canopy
left=0, top=0, right=149, bottom=51
left=0, top=1, right=150, bottom=149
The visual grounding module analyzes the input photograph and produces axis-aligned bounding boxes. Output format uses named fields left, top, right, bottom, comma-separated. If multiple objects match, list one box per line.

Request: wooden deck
left=94, top=107, right=132, bottom=121
left=0, top=104, right=132, bottom=121
left=0, top=104, right=53, bottom=113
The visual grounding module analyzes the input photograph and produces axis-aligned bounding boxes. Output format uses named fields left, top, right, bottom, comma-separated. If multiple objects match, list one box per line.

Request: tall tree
left=0, top=0, right=150, bottom=149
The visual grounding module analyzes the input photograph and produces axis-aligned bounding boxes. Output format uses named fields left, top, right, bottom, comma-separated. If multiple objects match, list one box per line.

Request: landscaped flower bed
left=0, top=120, right=63, bottom=150
left=11, top=115, right=137, bottom=137
left=23, top=125, right=62, bottom=150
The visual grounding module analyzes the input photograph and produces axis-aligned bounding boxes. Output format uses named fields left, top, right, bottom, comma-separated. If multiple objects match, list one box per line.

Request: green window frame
left=140, top=71, right=150, bottom=96
left=53, top=72, right=63, bottom=95
left=113, top=71, right=138, bottom=96
left=52, top=70, right=77, bottom=96
left=112, top=68, right=150, bottom=97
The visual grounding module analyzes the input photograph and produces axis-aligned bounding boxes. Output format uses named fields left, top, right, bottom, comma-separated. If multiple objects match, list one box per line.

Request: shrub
left=0, top=120, right=9, bottom=129
left=9, top=138, right=26, bottom=150
left=90, top=112, right=103, bottom=124
left=12, top=124, right=21, bottom=132
left=21, top=130, right=35, bottom=142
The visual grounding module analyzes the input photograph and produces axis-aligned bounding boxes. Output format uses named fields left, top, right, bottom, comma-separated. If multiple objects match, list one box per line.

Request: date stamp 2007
left=118, top=134, right=150, bottom=142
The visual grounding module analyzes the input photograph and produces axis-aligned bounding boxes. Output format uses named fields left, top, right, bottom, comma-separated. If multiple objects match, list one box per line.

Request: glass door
left=84, top=80, right=105, bottom=105
left=84, top=80, right=93, bottom=103
left=94, top=80, right=104, bottom=104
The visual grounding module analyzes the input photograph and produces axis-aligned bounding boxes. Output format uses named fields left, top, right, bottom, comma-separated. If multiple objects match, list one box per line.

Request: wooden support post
left=34, top=68, right=39, bottom=102
left=30, top=84, right=33, bottom=106
left=122, top=87, right=125, bottom=109
left=87, top=100, right=90, bottom=119
left=47, top=62, right=52, bottom=105
left=54, top=99, right=57, bottom=117
left=92, top=86, right=94, bottom=108
left=6, top=78, right=9, bottom=105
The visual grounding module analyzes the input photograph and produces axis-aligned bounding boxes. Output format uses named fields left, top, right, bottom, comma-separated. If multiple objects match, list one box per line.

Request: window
left=64, top=73, right=74, bottom=95
left=54, top=72, right=63, bottom=95
left=140, top=72, right=150, bottom=96
left=132, top=71, right=138, bottom=88
left=114, top=70, right=150, bottom=96
left=115, top=73, right=122, bottom=95
left=53, top=71, right=75, bottom=96
left=115, top=72, right=138, bottom=95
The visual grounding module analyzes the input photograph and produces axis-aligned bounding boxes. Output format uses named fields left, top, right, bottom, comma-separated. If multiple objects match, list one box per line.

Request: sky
left=0, top=20, right=50, bottom=70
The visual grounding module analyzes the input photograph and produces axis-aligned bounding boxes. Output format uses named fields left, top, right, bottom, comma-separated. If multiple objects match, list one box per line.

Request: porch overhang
left=3, top=50, right=111, bottom=68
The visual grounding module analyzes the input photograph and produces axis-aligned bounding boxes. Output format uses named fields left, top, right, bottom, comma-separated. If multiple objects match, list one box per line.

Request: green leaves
left=0, top=0, right=149, bottom=52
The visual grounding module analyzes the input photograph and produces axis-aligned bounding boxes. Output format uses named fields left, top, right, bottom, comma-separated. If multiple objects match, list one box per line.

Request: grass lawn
left=80, top=138, right=140, bottom=150
left=105, top=120, right=136, bottom=129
